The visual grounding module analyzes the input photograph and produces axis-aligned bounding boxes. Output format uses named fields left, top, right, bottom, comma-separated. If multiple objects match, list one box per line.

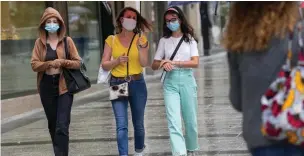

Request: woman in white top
left=151, top=6, right=199, bottom=156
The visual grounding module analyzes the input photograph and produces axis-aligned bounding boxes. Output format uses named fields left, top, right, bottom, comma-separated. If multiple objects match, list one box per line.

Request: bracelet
left=139, top=42, right=149, bottom=48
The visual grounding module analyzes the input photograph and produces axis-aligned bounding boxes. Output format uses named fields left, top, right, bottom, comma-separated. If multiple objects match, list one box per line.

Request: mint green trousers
left=163, top=69, right=199, bottom=156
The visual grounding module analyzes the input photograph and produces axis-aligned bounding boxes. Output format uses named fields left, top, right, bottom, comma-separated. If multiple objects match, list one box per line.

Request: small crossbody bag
left=109, top=34, right=136, bottom=100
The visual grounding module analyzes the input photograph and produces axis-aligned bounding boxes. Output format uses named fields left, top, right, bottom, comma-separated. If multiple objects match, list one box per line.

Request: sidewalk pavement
left=1, top=48, right=225, bottom=124
left=1, top=51, right=250, bottom=156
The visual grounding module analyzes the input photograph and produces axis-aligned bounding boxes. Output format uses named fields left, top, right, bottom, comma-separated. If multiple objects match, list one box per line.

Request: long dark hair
left=115, top=7, right=152, bottom=34
left=163, top=6, right=197, bottom=43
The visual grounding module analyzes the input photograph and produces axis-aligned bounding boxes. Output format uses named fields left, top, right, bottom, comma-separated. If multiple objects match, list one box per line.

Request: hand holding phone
left=137, top=29, right=148, bottom=48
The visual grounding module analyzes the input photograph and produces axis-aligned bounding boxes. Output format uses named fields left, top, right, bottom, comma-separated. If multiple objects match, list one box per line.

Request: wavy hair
left=163, top=6, right=197, bottom=43
left=115, top=7, right=152, bottom=34
left=222, top=2, right=299, bottom=52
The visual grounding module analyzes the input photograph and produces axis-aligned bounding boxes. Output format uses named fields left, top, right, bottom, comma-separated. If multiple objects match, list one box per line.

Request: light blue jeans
left=163, top=69, right=199, bottom=155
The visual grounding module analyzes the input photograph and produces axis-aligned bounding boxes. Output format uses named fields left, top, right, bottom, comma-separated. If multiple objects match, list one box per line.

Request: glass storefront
left=1, top=1, right=108, bottom=99
left=140, top=1, right=167, bottom=75
left=1, top=1, right=162, bottom=99
left=1, top=1, right=46, bottom=98
left=67, top=1, right=101, bottom=81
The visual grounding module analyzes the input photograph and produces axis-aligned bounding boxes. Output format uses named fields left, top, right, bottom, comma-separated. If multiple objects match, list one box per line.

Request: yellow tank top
left=105, top=34, right=148, bottom=77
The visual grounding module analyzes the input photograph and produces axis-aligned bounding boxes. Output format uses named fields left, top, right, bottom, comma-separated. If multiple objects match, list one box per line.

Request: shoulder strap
left=64, top=37, right=69, bottom=59
left=169, top=35, right=185, bottom=61
left=127, top=34, right=136, bottom=56
left=126, top=34, right=136, bottom=77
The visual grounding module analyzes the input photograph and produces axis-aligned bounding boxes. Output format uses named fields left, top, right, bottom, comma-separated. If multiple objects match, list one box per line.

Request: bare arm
left=137, top=34, right=150, bottom=67
left=101, top=42, right=119, bottom=71
left=151, top=38, right=165, bottom=70
left=152, top=56, right=199, bottom=72
left=172, top=56, right=199, bottom=68
left=151, top=60, right=162, bottom=70
left=138, top=42, right=149, bottom=67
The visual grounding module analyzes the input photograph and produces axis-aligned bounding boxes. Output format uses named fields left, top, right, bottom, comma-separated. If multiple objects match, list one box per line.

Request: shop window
left=1, top=1, right=46, bottom=98
left=140, top=1, right=167, bottom=75
left=67, top=1, right=101, bottom=80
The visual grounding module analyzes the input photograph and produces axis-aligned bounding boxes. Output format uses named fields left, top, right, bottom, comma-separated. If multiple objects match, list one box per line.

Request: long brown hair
left=222, top=2, right=299, bottom=52
left=115, top=7, right=152, bottom=34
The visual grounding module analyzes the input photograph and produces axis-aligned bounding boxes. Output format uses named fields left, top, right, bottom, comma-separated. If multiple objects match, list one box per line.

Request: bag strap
left=64, top=37, right=69, bottom=60
left=159, top=35, right=185, bottom=82
left=169, top=35, right=185, bottom=61
left=126, top=34, right=137, bottom=78
left=298, top=6, right=304, bottom=51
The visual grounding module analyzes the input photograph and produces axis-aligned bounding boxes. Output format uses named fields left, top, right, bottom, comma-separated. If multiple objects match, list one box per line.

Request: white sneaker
left=134, top=151, right=144, bottom=156
left=187, top=151, right=196, bottom=156
left=134, top=145, right=146, bottom=156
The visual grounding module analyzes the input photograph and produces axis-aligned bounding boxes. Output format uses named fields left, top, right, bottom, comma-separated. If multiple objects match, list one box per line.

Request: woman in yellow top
left=101, top=7, right=151, bottom=156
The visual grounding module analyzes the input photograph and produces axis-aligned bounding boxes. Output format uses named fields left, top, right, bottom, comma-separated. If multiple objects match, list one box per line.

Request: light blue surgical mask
left=167, top=20, right=180, bottom=32
left=45, top=23, right=60, bottom=33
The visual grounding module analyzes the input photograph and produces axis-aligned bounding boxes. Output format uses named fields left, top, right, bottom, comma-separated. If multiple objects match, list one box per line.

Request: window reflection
left=67, top=1, right=100, bottom=80
left=1, top=1, right=45, bottom=97
left=1, top=1, right=102, bottom=99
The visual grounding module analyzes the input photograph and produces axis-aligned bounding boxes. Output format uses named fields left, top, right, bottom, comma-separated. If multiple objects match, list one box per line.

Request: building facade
left=1, top=1, right=125, bottom=99
left=1, top=1, right=168, bottom=99
left=1, top=1, right=227, bottom=99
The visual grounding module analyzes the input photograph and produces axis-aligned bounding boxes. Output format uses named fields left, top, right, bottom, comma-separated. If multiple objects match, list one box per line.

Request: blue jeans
left=110, top=74, right=147, bottom=156
left=251, top=143, right=304, bottom=156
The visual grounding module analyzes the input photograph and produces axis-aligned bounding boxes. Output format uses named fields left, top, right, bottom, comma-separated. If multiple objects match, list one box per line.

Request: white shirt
left=154, top=36, right=199, bottom=61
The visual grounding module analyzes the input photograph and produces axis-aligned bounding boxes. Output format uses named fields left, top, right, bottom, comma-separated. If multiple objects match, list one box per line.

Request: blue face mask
left=45, top=23, right=60, bottom=33
left=167, top=20, right=180, bottom=32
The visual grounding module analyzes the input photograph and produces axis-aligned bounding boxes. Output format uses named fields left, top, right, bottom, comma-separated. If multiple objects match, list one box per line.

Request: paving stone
left=1, top=54, right=250, bottom=156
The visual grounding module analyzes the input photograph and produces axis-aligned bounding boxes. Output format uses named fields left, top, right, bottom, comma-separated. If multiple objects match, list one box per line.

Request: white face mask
left=122, top=18, right=137, bottom=31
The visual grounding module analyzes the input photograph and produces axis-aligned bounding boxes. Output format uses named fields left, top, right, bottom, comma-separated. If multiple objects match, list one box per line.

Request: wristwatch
left=139, top=42, right=149, bottom=48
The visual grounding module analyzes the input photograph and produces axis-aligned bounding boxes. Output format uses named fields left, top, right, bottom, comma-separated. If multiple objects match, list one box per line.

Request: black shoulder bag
left=63, top=37, right=91, bottom=94
left=160, top=35, right=185, bottom=82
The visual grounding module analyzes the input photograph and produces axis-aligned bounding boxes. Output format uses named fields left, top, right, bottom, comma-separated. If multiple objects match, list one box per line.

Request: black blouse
left=45, top=44, right=58, bottom=61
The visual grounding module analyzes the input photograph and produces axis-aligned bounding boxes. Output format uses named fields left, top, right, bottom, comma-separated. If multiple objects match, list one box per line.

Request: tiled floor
left=1, top=53, right=250, bottom=156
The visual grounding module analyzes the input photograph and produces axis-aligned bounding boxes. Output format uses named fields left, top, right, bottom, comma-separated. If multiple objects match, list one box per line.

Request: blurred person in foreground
left=223, top=2, right=304, bottom=156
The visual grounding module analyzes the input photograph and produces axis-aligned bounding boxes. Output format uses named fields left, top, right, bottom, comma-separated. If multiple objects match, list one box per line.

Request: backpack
left=260, top=25, right=304, bottom=146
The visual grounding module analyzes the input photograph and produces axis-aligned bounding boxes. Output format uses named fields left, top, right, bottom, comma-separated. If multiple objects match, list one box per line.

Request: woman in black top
left=31, top=7, right=81, bottom=156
